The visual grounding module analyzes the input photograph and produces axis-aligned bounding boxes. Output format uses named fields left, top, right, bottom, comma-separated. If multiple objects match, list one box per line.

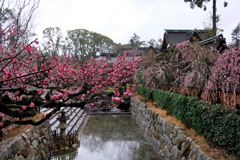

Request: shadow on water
left=51, top=114, right=160, bottom=160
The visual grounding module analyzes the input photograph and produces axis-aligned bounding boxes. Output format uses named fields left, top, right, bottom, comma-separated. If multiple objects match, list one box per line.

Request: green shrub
left=138, top=86, right=240, bottom=157
left=137, top=85, right=153, bottom=99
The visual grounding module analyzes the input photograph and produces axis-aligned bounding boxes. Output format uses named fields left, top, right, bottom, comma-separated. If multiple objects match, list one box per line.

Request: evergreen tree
left=231, top=23, right=240, bottom=47
left=129, top=33, right=142, bottom=47
left=184, top=0, right=228, bottom=36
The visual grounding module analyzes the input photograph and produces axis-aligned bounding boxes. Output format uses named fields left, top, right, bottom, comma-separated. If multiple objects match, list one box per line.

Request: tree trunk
left=212, top=0, right=217, bottom=36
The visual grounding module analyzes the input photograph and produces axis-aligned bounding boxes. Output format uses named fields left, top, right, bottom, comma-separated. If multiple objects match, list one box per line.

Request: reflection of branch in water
left=71, top=114, right=161, bottom=160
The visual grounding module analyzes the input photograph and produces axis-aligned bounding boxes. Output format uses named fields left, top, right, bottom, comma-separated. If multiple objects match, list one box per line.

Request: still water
left=51, top=114, right=160, bottom=160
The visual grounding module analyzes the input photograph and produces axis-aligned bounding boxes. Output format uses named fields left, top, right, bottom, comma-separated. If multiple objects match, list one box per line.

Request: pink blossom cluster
left=123, top=87, right=133, bottom=97
left=0, top=113, right=5, bottom=117
left=202, top=47, right=240, bottom=105
left=112, top=96, right=124, bottom=103
left=114, top=88, right=120, bottom=96
left=21, top=103, right=35, bottom=110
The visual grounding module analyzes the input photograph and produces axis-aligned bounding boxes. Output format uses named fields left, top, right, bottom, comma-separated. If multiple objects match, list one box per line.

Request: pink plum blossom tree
left=0, top=19, right=141, bottom=132
left=202, top=47, right=240, bottom=106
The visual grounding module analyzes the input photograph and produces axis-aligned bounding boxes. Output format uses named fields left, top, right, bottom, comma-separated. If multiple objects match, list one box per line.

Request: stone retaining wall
left=0, top=121, right=53, bottom=160
left=130, top=97, right=214, bottom=160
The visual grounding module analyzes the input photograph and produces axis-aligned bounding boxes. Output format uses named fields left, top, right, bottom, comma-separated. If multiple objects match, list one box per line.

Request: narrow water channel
left=51, top=114, right=160, bottom=160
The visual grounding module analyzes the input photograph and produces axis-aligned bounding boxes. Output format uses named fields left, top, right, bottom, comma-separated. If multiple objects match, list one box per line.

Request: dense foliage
left=137, top=85, right=240, bottom=157
left=135, top=40, right=240, bottom=106
left=42, top=28, right=115, bottom=63
left=135, top=34, right=240, bottom=158
left=202, top=47, right=240, bottom=105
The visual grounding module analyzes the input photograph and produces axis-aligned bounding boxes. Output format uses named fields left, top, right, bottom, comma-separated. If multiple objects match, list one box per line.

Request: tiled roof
left=160, top=29, right=205, bottom=52
left=164, top=29, right=205, bottom=44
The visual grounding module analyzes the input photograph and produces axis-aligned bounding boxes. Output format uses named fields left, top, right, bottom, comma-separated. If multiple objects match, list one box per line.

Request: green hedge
left=137, top=85, right=240, bottom=157
left=136, top=85, right=153, bottom=99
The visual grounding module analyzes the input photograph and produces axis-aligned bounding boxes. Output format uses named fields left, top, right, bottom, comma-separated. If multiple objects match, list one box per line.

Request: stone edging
left=0, top=121, right=53, bottom=160
left=130, top=97, right=214, bottom=160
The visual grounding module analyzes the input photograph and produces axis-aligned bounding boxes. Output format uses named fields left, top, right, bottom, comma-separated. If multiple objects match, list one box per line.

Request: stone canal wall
left=130, top=97, right=214, bottom=160
left=0, top=121, right=52, bottom=160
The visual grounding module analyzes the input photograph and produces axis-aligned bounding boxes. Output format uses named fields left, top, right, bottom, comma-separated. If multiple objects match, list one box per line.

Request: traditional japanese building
left=160, top=29, right=205, bottom=52
left=158, top=29, right=227, bottom=57
left=96, top=46, right=160, bottom=65
left=198, top=34, right=227, bottom=53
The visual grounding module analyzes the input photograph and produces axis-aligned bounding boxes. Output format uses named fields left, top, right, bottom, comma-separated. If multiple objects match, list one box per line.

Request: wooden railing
left=49, top=129, right=80, bottom=156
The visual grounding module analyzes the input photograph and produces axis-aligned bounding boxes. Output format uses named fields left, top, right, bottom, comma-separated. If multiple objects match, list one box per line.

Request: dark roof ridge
left=165, top=29, right=205, bottom=35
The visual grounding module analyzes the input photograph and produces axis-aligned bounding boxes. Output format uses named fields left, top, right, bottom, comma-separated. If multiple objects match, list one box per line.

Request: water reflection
left=51, top=115, right=160, bottom=160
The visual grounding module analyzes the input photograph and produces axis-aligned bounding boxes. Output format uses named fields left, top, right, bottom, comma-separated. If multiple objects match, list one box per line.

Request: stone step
left=50, top=107, right=77, bottom=131
left=66, top=110, right=85, bottom=133
left=40, top=107, right=54, bottom=115
left=66, top=109, right=83, bottom=126
left=68, top=112, right=87, bottom=134
left=41, top=105, right=87, bottom=135
left=50, top=107, right=86, bottom=134
left=49, top=107, right=72, bottom=125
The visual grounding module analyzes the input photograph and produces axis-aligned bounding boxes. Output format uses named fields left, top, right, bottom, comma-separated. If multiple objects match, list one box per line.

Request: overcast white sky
left=34, top=0, right=240, bottom=44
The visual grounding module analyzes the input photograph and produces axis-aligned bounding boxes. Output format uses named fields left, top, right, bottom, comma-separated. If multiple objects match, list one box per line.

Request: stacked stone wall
left=130, top=97, right=214, bottom=160
left=0, top=121, right=52, bottom=160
